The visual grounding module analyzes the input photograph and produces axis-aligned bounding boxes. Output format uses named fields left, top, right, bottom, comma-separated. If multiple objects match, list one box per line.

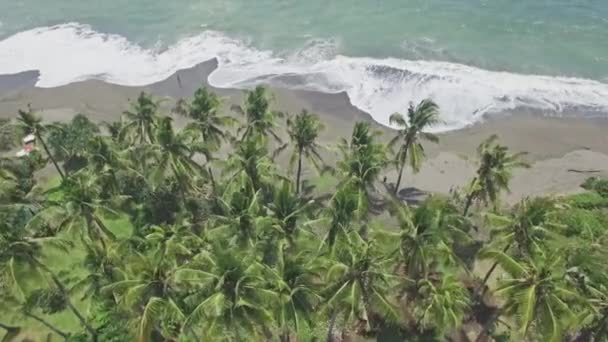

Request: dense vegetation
left=1, top=86, right=607, bottom=341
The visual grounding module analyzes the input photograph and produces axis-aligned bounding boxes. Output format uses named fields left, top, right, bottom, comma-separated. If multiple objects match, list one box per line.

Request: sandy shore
left=2, top=59, right=608, bottom=204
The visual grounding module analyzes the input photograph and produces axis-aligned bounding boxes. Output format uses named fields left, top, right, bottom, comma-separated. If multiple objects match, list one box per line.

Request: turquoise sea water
left=1, top=0, right=608, bottom=130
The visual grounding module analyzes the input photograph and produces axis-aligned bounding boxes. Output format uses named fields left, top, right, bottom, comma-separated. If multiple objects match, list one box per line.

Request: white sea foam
left=2, top=23, right=608, bottom=131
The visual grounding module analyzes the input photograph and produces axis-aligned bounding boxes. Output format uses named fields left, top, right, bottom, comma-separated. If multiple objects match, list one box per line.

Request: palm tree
left=209, top=175, right=273, bottom=247
left=174, top=86, right=236, bottom=151
left=0, top=224, right=97, bottom=340
left=148, top=117, right=209, bottom=198
left=172, top=246, right=278, bottom=340
left=412, top=273, right=470, bottom=336
left=378, top=196, right=470, bottom=282
left=323, top=185, right=359, bottom=248
left=262, top=240, right=322, bottom=341
left=478, top=251, right=587, bottom=341
left=463, top=135, right=530, bottom=216
left=223, top=135, right=278, bottom=192
left=122, top=92, right=161, bottom=145
left=267, top=181, right=314, bottom=242
left=322, top=231, right=401, bottom=338
left=232, top=86, right=283, bottom=143
left=388, top=99, right=441, bottom=195
left=15, top=106, right=65, bottom=179
left=479, top=197, right=564, bottom=292
left=274, top=110, right=325, bottom=193
left=101, top=239, right=184, bottom=342
left=30, top=172, right=119, bottom=247
left=337, top=122, right=387, bottom=219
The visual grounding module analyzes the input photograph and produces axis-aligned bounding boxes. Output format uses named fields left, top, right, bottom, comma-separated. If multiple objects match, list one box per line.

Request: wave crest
left=1, top=23, right=608, bottom=131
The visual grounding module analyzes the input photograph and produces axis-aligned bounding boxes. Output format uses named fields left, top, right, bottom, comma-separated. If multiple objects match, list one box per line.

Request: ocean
left=1, top=0, right=608, bottom=130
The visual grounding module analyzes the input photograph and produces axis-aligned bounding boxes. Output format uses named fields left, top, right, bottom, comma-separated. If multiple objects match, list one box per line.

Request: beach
left=2, top=59, right=607, bottom=204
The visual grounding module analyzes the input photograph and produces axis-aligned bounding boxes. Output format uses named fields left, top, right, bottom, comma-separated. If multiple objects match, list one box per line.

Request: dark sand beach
left=2, top=59, right=608, bottom=203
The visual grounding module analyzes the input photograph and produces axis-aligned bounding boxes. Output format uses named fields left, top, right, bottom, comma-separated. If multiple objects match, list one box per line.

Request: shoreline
left=2, top=59, right=608, bottom=203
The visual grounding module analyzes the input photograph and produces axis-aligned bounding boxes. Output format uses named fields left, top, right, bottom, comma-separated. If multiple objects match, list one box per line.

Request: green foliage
left=47, top=114, right=99, bottom=173
left=582, top=177, right=608, bottom=197
left=567, top=190, right=608, bottom=209
left=555, top=206, right=608, bottom=239
left=0, top=118, right=20, bottom=152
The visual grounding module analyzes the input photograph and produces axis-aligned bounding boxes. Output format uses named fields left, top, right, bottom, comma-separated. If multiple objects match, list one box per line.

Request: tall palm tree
left=232, top=86, right=283, bottom=143
left=174, top=86, right=236, bottom=151
left=463, top=135, right=530, bottom=216
left=223, top=135, right=278, bottom=192
left=378, top=196, right=470, bottom=282
left=323, top=185, right=359, bottom=248
left=337, top=122, right=387, bottom=219
left=122, top=92, right=161, bottom=145
left=30, top=172, right=119, bottom=247
left=267, top=181, right=314, bottom=242
left=479, top=197, right=564, bottom=292
left=172, top=246, right=278, bottom=340
left=85, top=136, right=131, bottom=195
left=478, top=251, right=587, bottom=341
left=148, top=117, right=209, bottom=197
left=101, top=234, right=185, bottom=342
left=262, top=240, right=322, bottom=341
left=274, top=110, right=325, bottom=193
left=0, top=225, right=97, bottom=340
left=388, top=99, right=441, bottom=195
left=209, top=175, right=273, bottom=247
left=322, top=231, right=401, bottom=338
left=15, top=106, right=65, bottom=179
left=412, top=273, right=470, bottom=336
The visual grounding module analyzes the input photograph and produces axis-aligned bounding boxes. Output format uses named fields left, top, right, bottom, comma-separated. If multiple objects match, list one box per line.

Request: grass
left=0, top=213, right=133, bottom=339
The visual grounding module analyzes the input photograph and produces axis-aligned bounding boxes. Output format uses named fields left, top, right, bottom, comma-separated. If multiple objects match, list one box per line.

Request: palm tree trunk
left=31, top=258, right=98, bottom=342
left=463, top=177, right=478, bottom=216
left=280, top=330, right=290, bottom=342
left=36, top=133, right=65, bottom=180
left=24, top=312, right=69, bottom=339
left=93, top=215, right=117, bottom=241
left=0, top=322, right=20, bottom=342
left=479, top=244, right=512, bottom=296
left=327, top=310, right=338, bottom=342
left=295, top=149, right=303, bottom=194
left=0, top=322, right=18, bottom=331
left=393, top=154, right=407, bottom=195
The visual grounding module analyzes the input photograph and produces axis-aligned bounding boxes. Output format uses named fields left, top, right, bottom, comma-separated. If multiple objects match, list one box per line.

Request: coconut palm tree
left=274, top=110, right=325, bottom=193
left=378, top=196, right=470, bottom=282
left=148, top=117, right=209, bottom=198
left=322, top=231, right=402, bottom=338
left=388, top=99, right=441, bottom=195
left=232, top=86, right=283, bottom=143
left=29, top=172, right=120, bottom=247
left=261, top=239, right=322, bottom=341
left=479, top=197, right=564, bottom=292
left=15, top=106, right=65, bottom=179
left=101, top=238, right=185, bottom=342
left=337, top=122, right=387, bottom=219
left=172, top=246, right=278, bottom=340
left=323, top=184, right=359, bottom=248
left=478, top=251, right=587, bottom=341
left=174, top=86, right=236, bottom=151
left=122, top=92, right=161, bottom=145
left=463, top=135, right=530, bottom=216
left=223, top=135, right=278, bottom=192
left=0, top=224, right=97, bottom=340
left=412, top=273, right=470, bottom=336
left=267, top=181, right=314, bottom=242
left=209, top=175, right=274, bottom=247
